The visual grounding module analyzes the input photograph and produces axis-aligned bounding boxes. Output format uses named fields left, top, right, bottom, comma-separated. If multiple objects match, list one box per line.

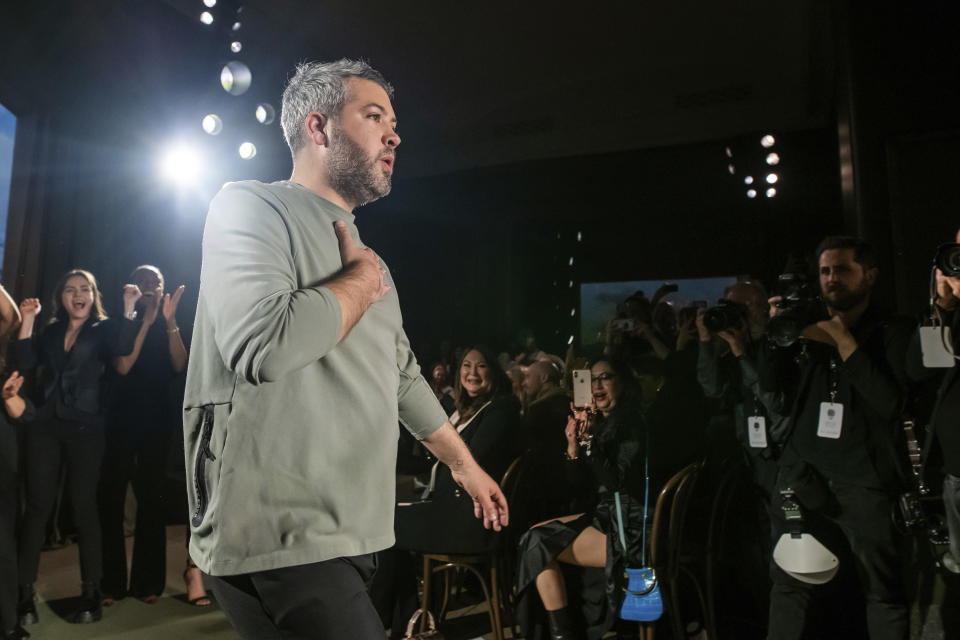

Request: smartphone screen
left=572, top=369, right=592, bottom=408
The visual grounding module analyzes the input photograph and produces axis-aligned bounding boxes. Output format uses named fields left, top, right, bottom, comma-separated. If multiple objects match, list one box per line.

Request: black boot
left=3, top=625, right=30, bottom=639
left=72, top=581, right=102, bottom=624
left=546, top=607, right=580, bottom=640
left=16, top=585, right=37, bottom=627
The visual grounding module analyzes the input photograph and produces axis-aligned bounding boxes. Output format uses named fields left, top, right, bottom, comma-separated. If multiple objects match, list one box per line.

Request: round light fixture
left=200, top=11, right=214, bottom=24
left=255, top=103, right=276, bottom=124
left=238, top=142, right=257, bottom=159
left=746, top=189, right=757, bottom=199
left=761, top=134, right=776, bottom=148
left=221, top=61, right=252, bottom=95
left=766, top=152, right=780, bottom=165
left=201, top=114, right=223, bottom=135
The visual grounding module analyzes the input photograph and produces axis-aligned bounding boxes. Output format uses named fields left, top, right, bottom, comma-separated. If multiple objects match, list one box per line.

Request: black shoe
left=3, top=625, right=30, bottom=639
left=72, top=582, right=102, bottom=624
left=546, top=607, right=582, bottom=640
left=16, top=585, right=37, bottom=627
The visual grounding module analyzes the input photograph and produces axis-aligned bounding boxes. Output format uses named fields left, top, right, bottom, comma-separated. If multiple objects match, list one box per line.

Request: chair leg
left=420, top=555, right=432, bottom=633
left=490, top=563, right=503, bottom=640
left=439, top=568, right=451, bottom=622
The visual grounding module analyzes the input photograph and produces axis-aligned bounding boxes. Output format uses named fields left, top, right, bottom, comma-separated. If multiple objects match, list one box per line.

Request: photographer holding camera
left=696, top=279, right=788, bottom=495
left=761, top=236, right=914, bottom=640
left=905, top=228, right=960, bottom=573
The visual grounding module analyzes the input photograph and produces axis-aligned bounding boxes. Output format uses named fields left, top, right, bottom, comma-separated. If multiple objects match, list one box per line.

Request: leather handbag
left=614, top=447, right=663, bottom=622
left=403, top=608, right=445, bottom=640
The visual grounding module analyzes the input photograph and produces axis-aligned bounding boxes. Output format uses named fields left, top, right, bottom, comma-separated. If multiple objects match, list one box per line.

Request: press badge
left=747, top=416, right=768, bottom=448
left=919, top=326, right=955, bottom=368
left=817, top=402, right=843, bottom=439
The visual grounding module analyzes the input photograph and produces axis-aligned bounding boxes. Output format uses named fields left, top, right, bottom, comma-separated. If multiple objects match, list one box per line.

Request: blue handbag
left=614, top=449, right=663, bottom=622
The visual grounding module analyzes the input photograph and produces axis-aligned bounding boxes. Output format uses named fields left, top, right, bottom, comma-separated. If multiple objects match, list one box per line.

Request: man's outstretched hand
left=452, top=462, right=509, bottom=531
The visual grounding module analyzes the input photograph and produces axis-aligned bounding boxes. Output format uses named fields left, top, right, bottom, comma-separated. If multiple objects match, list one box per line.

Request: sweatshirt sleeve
left=201, top=183, right=344, bottom=384
left=396, top=328, right=447, bottom=440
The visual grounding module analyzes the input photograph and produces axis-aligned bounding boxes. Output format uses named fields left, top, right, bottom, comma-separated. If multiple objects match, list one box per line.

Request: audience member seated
left=428, top=362, right=456, bottom=416
left=370, top=345, right=522, bottom=639
left=515, top=356, right=689, bottom=640
left=522, top=359, right=572, bottom=524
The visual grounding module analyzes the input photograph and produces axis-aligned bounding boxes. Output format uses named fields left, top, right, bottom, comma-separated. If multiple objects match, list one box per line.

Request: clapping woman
left=15, top=269, right=139, bottom=626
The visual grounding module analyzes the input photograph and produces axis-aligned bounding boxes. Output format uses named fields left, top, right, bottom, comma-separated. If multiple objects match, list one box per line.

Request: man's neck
left=290, top=158, right=353, bottom=213
left=828, top=296, right=870, bottom=328
left=534, top=384, right=557, bottom=403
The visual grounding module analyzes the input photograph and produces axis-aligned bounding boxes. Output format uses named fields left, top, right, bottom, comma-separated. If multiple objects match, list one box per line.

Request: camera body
left=702, top=299, right=747, bottom=334
left=767, top=272, right=826, bottom=348
left=935, top=243, right=960, bottom=277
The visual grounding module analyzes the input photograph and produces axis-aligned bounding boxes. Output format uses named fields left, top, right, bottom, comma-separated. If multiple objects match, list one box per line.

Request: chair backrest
left=649, top=461, right=700, bottom=567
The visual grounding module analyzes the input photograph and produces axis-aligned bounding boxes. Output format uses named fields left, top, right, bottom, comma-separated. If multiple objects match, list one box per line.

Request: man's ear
left=304, top=112, right=329, bottom=147
left=864, top=266, right=879, bottom=288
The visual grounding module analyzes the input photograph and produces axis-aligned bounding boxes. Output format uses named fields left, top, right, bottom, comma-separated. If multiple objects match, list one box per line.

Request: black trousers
left=18, top=420, right=104, bottom=586
left=98, top=408, right=172, bottom=599
left=0, top=459, right=17, bottom=632
left=207, top=554, right=383, bottom=640
left=767, top=480, right=908, bottom=640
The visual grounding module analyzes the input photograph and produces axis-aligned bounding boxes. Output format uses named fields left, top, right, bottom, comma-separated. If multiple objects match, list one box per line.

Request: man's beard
left=823, top=281, right=870, bottom=311
left=327, top=125, right=392, bottom=208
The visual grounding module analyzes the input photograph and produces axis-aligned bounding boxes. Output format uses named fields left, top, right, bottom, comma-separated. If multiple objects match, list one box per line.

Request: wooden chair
left=418, top=455, right=526, bottom=640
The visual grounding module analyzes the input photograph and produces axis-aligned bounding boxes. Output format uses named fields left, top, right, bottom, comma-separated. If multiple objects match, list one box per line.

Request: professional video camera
left=702, top=299, right=747, bottom=333
left=766, top=272, right=826, bottom=347
left=935, top=242, right=960, bottom=277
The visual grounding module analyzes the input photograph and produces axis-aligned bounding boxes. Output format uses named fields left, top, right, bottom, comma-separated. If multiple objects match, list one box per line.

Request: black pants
left=207, top=554, right=383, bottom=640
left=0, top=458, right=17, bottom=632
left=767, top=480, right=908, bottom=640
left=98, top=409, right=171, bottom=599
left=18, top=420, right=104, bottom=586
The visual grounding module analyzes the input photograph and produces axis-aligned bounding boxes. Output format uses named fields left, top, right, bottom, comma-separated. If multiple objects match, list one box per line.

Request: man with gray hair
left=184, top=59, right=508, bottom=639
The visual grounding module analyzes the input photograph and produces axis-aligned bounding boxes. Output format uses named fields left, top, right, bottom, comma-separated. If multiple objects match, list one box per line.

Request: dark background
left=0, top=0, right=957, bottom=360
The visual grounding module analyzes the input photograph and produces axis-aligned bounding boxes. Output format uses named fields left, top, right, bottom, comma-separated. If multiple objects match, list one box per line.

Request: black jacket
left=16, top=316, right=138, bottom=425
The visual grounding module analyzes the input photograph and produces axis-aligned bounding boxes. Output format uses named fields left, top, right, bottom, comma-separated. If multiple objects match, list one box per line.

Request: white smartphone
left=572, top=369, right=592, bottom=408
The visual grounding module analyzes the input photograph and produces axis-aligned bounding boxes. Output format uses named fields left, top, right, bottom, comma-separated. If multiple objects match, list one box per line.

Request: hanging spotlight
left=221, top=61, right=252, bottom=95
left=577, top=231, right=582, bottom=242
left=568, top=256, right=574, bottom=266
left=746, top=189, right=757, bottom=199
left=744, top=176, right=754, bottom=185
left=255, top=103, right=276, bottom=124
left=766, top=188, right=777, bottom=198
left=766, top=152, right=780, bottom=165
left=200, top=11, right=214, bottom=24
left=727, top=164, right=735, bottom=175
left=761, top=134, right=776, bottom=148
left=230, top=41, right=242, bottom=53
left=232, top=21, right=242, bottom=31
left=201, top=114, right=223, bottom=135
left=203, top=0, right=216, bottom=6
left=766, top=173, right=779, bottom=184
left=724, top=146, right=733, bottom=158
left=568, top=335, right=575, bottom=345
left=570, top=308, right=576, bottom=317
left=238, top=142, right=257, bottom=159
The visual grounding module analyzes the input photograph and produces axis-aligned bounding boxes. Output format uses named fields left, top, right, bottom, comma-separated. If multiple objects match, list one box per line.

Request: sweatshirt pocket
left=190, top=405, right=218, bottom=528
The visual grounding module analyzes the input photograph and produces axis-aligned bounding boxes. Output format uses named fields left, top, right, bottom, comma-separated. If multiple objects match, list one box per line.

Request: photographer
left=696, top=279, right=787, bottom=495
left=761, top=237, right=914, bottom=640
left=905, top=228, right=960, bottom=572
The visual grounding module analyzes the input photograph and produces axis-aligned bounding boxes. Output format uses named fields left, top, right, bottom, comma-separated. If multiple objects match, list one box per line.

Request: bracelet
left=167, top=327, right=180, bottom=334
left=124, top=310, right=137, bottom=320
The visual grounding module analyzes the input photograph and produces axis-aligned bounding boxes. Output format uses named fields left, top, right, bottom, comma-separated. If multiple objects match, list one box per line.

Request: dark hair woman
left=97, top=265, right=195, bottom=607
left=371, top=344, right=522, bottom=640
left=14, top=269, right=140, bottom=626
left=515, top=357, right=655, bottom=640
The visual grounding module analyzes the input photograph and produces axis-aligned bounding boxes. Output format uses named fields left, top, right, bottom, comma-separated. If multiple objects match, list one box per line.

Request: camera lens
left=936, top=243, right=960, bottom=277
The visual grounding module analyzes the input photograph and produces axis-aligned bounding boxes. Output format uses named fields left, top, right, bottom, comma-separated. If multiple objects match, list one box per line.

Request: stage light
left=232, top=21, right=242, bottom=31
left=200, top=11, right=214, bottom=24
left=746, top=189, right=757, bottom=198
left=766, top=152, right=780, bottom=165
left=568, top=280, right=573, bottom=288
left=577, top=231, right=582, bottom=242
left=766, top=188, right=777, bottom=198
left=568, top=257, right=574, bottom=266
left=766, top=173, right=779, bottom=184
left=727, top=164, right=735, bottom=175
left=744, top=176, right=754, bottom=185
left=761, top=134, right=775, bottom=148
left=221, top=61, right=252, bottom=95
left=203, top=0, right=216, bottom=6
left=570, top=308, right=576, bottom=317
left=230, top=41, right=242, bottom=53
left=238, top=142, right=257, bottom=159
left=201, top=114, right=223, bottom=135
left=568, top=335, right=574, bottom=345
left=160, top=145, right=202, bottom=185
left=255, top=103, right=275, bottom=124
left=725, top=146, right=733, bottom=158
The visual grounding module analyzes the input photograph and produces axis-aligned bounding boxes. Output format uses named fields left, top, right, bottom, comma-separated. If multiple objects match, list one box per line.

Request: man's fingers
left=477, top=491, right=503, bottom=532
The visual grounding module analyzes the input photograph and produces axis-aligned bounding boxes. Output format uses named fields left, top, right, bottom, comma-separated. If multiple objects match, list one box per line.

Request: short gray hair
left=280, top=59, right=394, bottom=158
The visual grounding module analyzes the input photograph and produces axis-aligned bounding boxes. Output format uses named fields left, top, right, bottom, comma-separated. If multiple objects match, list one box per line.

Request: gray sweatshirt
left=184, top=180, right=447, bottom=576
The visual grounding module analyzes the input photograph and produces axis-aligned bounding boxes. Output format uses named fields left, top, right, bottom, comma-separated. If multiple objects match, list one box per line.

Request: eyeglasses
left=591, top=373, right=616, bottom=384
